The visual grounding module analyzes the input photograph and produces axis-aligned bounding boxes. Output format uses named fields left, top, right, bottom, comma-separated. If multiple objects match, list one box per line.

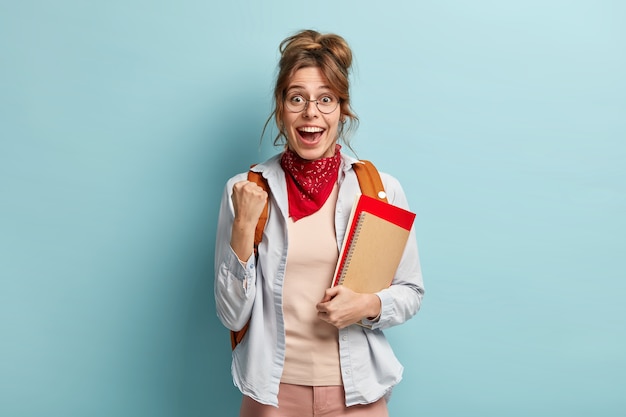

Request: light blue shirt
left=214, top=153, right=424, bottom=407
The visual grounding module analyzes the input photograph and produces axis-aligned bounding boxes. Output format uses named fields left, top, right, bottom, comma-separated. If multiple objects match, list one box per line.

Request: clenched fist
left=230, top=180, right=268, bottom=261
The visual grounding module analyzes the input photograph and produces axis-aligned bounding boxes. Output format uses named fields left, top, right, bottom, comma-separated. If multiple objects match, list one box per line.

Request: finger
left=243, top=181, right=265, bottom=194
left=316, top=301, right=329, bottom=313
left=317, top=310, right=339, bottom=326
left=233, top=180, right=266, bottom=196
left=319, top=293, right=332, bottom=303
left=232, top=180, right=253, bottom=194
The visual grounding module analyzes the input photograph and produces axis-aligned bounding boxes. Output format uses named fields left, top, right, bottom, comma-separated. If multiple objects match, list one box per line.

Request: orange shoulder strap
left=352, top=160, right=388, bottom=203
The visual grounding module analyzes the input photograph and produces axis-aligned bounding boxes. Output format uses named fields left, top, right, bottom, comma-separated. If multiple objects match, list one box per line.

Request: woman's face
left=282, top=67, right=342, bottom=160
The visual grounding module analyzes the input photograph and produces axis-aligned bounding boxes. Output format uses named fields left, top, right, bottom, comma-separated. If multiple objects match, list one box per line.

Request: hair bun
left=280, top=30, right=352, bottom=74
left=318, top=35, right=352, bottom=70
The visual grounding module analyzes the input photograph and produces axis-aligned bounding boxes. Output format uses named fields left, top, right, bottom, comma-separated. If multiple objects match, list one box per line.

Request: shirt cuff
left=227, top=246, right=256, bottom=290
left=360, top=294, right=383, bottom=328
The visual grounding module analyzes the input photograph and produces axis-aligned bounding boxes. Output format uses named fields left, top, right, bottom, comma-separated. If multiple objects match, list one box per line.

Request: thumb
left=320, top=285, right=341, bottom=303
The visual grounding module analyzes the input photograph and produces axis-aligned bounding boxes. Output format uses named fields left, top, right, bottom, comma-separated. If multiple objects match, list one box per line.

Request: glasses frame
left=284, top=94, right=341, bottom=115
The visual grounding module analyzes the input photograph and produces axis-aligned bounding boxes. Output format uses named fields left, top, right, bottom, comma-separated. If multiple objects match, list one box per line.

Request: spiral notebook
left=331, top=194, right=416, bottom=293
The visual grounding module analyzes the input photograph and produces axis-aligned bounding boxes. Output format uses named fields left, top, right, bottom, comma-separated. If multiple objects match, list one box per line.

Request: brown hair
left=263, top=29, right=359, bottom=148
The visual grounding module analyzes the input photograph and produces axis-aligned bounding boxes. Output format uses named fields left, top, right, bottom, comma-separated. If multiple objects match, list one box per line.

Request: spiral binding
left=337, top=212, right=367, bottom=285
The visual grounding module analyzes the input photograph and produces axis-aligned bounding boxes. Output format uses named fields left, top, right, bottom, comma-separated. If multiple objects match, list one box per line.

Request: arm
left=214, top=175, right=267, bottom=331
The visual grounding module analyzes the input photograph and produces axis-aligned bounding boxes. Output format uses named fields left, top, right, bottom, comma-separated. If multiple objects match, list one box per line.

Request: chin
left=297, top=150, right=326, bottom=160
left=290, top=142, right=338, bottom=161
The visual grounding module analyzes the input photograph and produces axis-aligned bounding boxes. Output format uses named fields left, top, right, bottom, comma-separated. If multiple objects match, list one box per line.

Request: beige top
left=280, top=185, right=342, bottom=386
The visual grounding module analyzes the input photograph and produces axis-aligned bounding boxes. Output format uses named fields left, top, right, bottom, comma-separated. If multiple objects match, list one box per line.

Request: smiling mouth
left=297, top=126, right=325, bottom=142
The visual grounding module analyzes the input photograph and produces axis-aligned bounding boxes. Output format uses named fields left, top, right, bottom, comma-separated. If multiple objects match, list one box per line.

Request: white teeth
left=298, top=126, right=324, bottom=133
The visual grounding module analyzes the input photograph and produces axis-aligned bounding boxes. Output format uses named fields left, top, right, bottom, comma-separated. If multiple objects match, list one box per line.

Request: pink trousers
left=239, top=384, right=389, bottom=417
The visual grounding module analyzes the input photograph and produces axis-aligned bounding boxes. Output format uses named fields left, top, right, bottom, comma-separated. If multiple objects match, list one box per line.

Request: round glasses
left=284, top=93, right=340, bottom=114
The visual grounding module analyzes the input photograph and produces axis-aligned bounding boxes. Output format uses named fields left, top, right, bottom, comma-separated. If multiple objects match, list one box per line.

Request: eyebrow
left=286, top=84, right=333, bottom=93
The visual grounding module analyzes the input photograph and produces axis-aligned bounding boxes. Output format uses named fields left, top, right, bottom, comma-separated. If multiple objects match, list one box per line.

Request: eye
left=320, top=95, right=336, bottom=104
left=289, top=94, right=305, bottom=104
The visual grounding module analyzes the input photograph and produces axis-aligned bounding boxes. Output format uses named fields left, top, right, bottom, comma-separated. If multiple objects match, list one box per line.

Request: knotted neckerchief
left=280, top=145, right=342, bottom=221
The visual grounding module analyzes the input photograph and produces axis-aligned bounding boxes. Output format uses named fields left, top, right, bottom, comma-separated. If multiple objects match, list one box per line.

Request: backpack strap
left=230, top=160, right=385, bottom=349
left=352, top=160, right=388, bottom=203
left=230, top=169, right=269, bottom=350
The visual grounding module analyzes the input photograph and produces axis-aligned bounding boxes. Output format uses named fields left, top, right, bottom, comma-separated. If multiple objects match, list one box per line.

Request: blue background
left=1, top=1, right=625, bottom=416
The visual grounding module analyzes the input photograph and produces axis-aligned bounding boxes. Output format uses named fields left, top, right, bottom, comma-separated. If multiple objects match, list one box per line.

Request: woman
left=214, top=29, right=424, bottom=417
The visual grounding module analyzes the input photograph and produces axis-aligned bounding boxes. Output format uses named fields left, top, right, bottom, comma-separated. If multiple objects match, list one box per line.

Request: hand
left=230, top=180, right=268, bottom=261
left=316, top=286, right=381, bottom=329
left=231, top=180, right=268, bottom=226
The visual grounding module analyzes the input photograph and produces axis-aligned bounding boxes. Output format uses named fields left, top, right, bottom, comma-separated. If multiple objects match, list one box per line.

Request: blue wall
left=1, top=1, right=624, bottom=416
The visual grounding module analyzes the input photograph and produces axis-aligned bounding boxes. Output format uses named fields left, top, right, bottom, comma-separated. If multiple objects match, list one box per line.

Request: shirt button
left=342, top=335, right=348, bottom=341
left=345, top=369, right=351, bottom=375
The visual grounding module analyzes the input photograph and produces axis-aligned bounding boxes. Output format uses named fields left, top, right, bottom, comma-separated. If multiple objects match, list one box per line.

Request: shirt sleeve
left=214, top=175, right=257, bottom=332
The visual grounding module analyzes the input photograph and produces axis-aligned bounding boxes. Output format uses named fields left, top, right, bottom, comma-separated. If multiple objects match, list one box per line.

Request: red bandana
left=280, top=145, right=342, bottom=221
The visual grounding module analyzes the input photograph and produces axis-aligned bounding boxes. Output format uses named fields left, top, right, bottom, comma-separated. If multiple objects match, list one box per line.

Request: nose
left=302, top=100, right=320, bottom=118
